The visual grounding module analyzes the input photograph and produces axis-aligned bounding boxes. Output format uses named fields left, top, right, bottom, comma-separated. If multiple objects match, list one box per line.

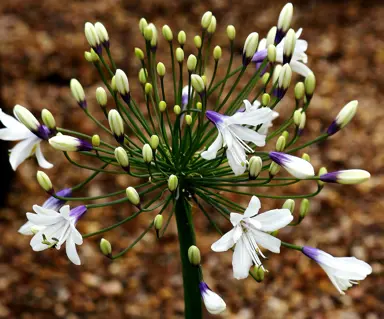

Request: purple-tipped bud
left=49, top=135, right=93, bottom=152
left=36, top=124, right=51, bottom=140
left=69, top=205, right=87, bottom=223
left=199, top=282, right=226, bottom=315
left=319, top=169, right=370, bottom=185
left=269, top=152, right=315, bottom=179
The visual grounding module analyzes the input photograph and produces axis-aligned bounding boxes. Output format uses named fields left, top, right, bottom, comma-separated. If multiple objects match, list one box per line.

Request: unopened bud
left=278, top=63, right=292, bottom=90
left=226, top=25, right=236, bottom=41
left=294, top=82, right=305, bottom=100
left=327, top=100, right=358, bottom=136
left=276, top=135, right=286, bottom=151
left=207, top=16, right=216, bottom=34
left=196, top=102, right=202, bottom=110
left=70, top=79, right=87, bottom=109
left=168, top=174, right=178, bottom=192
left=13, top=105, right=40, bottom=132
left=139, top=18, right=148, bottom=35
left=317, top=167, right=328, bottom=187
left=108, top=110, right=124, bottom=143
left=302, top=153, right=310, bottom=162
left=162, top=25, right=173, bottom=42
left=293, top=109, right=303, bottom=126
left=145, top=83, right=153, bottom=95
left=304, top=72, right=316, bottom=99
left=178, top=31, right=186, bottom=46
left=252, top=265, right=265, bottom=282
left=176, top=48, right=184, bottom=62
left=159, top=101, right=167, bottom=112
left=243, top=32, right=259, bottom=66
left=269, top=161, right=280, bottom=176
left=41, top=109, right=56, bottom=130
left=126, top=186, right=140, bottom=206
left=185, top=114, right=192, bottom=125
left=277, top=3, right=294, bottom=35
left=142, top=144, right=153, bottom=163
left=174, top=104, right=181, bottom=115
left=282, top=131, right=289, bottom=140
left=115, top=69, right=130, bottom=101
left=266, top=26, right=277, bottom=46
left=134, top=47, right=145, bottom=60
left=92, top=134, right=100, bottom=147
left=191, top=74, right=205, bottom=93
left=84, top=51, right=93, bottom=62
left=272, top=65, right=282, bottom=84
left=110, top=76, right=117, bottom=91
left=248, top=156, right=262, bottom=179
left=299, top=199, right=310, bottom=222
left=148, top=23, right=157, bottom=49
left=96, top=87, right=107, bottom=106
left=150, top=135, right=159, bottom=150
left=114, top=147, right=129, bottom=169
left=194, top=35, right=202, bottom=49
left=156, top=63, right=166, bottom=77
left=84, top=22, right=101, bottom=53
left=267, top=44, right=276, bottom=63
left=90, top=48, right=100, bottom=62
left=188, top=245, right=201, bottom=266
left=262, top=72, right=270, bottom=85
left=213, top=46, right=222, bottom=61
left=187, top=55, right=197, bottom=72
left=139, top=68, right=148, bottom=84
left=201, top=11, right=213, bottom=29
left=283, top=29, right=296, bottom=64
left=37, top=171, right=53, bottom=193
left=298, top=112, right=306, bottom=132
left=261, top=93, right=270, bottom=106
left=282, top=199, right=295, bottom=212
left=154, top=214, right=163, bottom=230
left=100, top=238, right=112, bottom=256
left=95, top=22, right=109, bottom=46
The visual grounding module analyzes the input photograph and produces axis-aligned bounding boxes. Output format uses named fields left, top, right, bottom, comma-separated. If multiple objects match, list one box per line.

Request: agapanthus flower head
left=211, top=196, right=293, bottom=279
left=302, top=246, right=372, bottom=295
left=199, top=282, right=226, bottom=314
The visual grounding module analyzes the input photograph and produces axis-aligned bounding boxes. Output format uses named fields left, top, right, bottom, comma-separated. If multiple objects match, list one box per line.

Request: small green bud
left=252, top=265, right=265, bottom=282
left=272, top=64, right=282, bottom=84
left=168, top=174, right=178, bottom=192
left=278, top=63, right=292, bottom=90
left=283, top=29, right=296, bottom=62
left=201, top=11, right=213, bottom=29
left=144, top=25, right=153, bottom=41
left=226, top=25, right=236, bottom=41
left=213, top=46, right=222, bottom=61
left=261, top=93, right=270, bottom=106
left=299, top=112, right=306, bottom=130
left=174, top=104, right=181, bottom=115
left=188, top=245, right=201, bottom=266
left=108, top=109, right=124, bottom=142
left=100, top=238, right=112, bottom=256
left=41, top=109, right=56, bottom=130
left=92, top=134, right=100, bottom=147
left=37, top=171, right=53, bottom=193
left=267, top=44, right=276, bottom=63
left=248, top=156, right=262, bottom=179
left=149, top=23, right=158, bottom=49
left=145, top=83, right=153, bottom=95
left=294, top=82, right=305, bottom=100
left=304, top=72, right=316, bottom=98
left=84, top=51, right=93, bottom=62
left=157, top=62, right=166, bottom=77
left=96, top=87, right=107, bottom=107
left=13, top=105, right=39, bottom=131
left=201, top=75, right=207, bottom=87
left=262, top=72, right=270, bottom=85
left=150, top=135, right=159, bottom=150
left=187, top=54, right=197, bottom=72
left=277, top=3, right=294, bottom=33
left=299, top=199, right=310, bottom=222
left=243, top=32, right=259, bottom=63
left=196, top=102, right=202, bottom=110
left=293, top=109, right=303, bottom=126
left=139, top=18, right=148, bottom=35
left=269, top=162, right=280, bottom=176
left=194, top=35, right=202, bottom=49
left=317, top=167, right=328, bottom=187
left=154, top=214, right=163, bottom=230
left=126, top=186, right=140, bottom=206
left=90, top=48, right=100, bottom=62
left=191, top=74, right=205, bottom=93
left=282, top=199, right=295, bottom=212
left=159, top=101, right=167, bottom=112
left=70, top=79, right=86, bottom=107
left=207, top=16, right=217, bottom=34
left=185, top=114, right=192, bottom=125
left=110, top=76, right=117, bottom=91
left=302, top=153, right=310, bottom=162
left=114, top=147, right=129, bottom=169
left=176, top=47, right=184, bottom=63
left=266, top=26, right=277, bottom=46
left=282, top=131, right=289, bottom=140
left=115, top=69, right=130, bottom=96
left=142, top=144, right=153, bottom=163
left=162, top=25, right=173, bottom=42
left=276, top=135, right=286, bottom=152
left=178, top=31, right=186, bottom=45
left=134, top=47, right=145, bottom=60
left=139, top=68, right=148, bottom=84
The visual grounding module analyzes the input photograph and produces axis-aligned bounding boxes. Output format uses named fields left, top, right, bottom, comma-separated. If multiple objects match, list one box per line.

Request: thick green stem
left=174, top=194, right=202, bottom=319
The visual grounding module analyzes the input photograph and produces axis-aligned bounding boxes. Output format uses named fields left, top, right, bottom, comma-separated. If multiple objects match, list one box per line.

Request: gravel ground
left=0, top=0, right=383, bottom=318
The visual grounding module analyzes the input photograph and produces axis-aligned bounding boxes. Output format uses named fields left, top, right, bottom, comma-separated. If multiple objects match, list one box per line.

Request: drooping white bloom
left=211, top=196, right=293, bottom=279
left=269, top=151, right=315, bottom=179
left=302, top=246, right=372, bottom=294
left=202, top=101, right=277, bottom=175
left=252, top=28, right=311, bottom=77
left=199, top=282, right=226, bottom=314
left=0, top=108, right=53, bottom=170
left=22, top=204, right=86, bottom=265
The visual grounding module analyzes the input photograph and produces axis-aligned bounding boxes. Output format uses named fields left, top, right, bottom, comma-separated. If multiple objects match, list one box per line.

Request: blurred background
left=0, top=0, right=383, bottom=318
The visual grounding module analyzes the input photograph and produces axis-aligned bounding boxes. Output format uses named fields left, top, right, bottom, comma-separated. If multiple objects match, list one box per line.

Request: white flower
left=0, top=108, right=53, bottom=170
left=242, top=100, right=279, bottom=135
left=303, top=246, right=372, bottom=294
left=269, top=152, right=315, bottom=179
left=253, top=28, right=311, bottom=77
left=199, top=282, right=226, bottom=314
left=211, top=196, right=293, bottom=279
left=202, top=100, right=277, bottom=175
left=22, top=204, right=86, bottom=265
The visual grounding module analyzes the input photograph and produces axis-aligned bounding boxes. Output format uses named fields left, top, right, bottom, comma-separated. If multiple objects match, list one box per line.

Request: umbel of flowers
left=0, top=3, right=372, bottom=317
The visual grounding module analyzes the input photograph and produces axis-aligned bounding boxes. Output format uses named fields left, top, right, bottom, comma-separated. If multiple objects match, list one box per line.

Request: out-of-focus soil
left=0, top=0, right=383, bottom=318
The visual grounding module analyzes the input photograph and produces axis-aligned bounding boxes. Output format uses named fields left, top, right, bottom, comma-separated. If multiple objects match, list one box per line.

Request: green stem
left=174, top=194, right=202, bottom=319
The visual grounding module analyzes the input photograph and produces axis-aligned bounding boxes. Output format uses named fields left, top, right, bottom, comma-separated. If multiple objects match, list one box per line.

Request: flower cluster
left=1, top=3, right=373, bottom=317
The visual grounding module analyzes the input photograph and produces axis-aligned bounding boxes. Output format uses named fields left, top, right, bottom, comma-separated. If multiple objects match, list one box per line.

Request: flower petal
left=211, top=229, right=236, bottom=252
left=243, top=196, right=261, bottom=217
left=65, top=235, right=81, bottom=265
left=252, top=208, right=293, bottom=232
left=229, top=125, right=266, bottom=147
left=230, top=213, right=243, bottom=226
left=35, top=144, right=53, bottom=169
left=9, top=136, right=41, bottom=170
left=201, top=133, right=223, bottom=160
left=252, top=229, right=281, bottom=253
left=290, top=60, right=312, bottom=77
left=70, top=224, right=83, bottom=245
left=226, top=147, right=246, bottom=176
left=232, top=237, right=253, bottom=279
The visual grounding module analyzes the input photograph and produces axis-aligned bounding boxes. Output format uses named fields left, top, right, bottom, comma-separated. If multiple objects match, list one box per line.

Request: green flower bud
left=261, top=93, right=270, bottom=106
left=276, top=135, right=286, bottom=152
left=162, top=25, right=173, bottom=42
left=145, top=83, right=153, bottom=95
left=174, top=105, right=181, bottom=115
left=92, top=134, right=100, bottom=147
left=188, top=245, right=201, bottom=266
left=196, top=102, right=202, bottom=110
left=41, top=109, right=56, bottom=130
left=243, top=32, right=259, bottom=64
left=13, top=105, right=39, bottom=131
left=194, top=35, right=202, bottom=49
left=191, top=74, right=205, bottom=93
left=267, top=44, right=276, bottom=63
left=150, top=135, right=159, bottom=150
left=278, top=63, right=292, bottom=90
left=159, top=101, right=167, bottom=112
left=148, top=23, right=158, bottom=48
left=294, top=82, right=305, bottom=100
left=305, top=72, right=316, bottom=98
left=272, top=64, right=282, bottom=84
left=213, top=46, right=222, bottom=61
left=168, top=174, right=178, bottom=192
left=176, top=47, right=184, bottom=62
left=139, top=18, right=148, bottom=35
left=299, top=199, right=310, bottom=222
left=266, top=26, right=277, bottom=46
left=302, top=153, right=310, bottom=162
left=95, top=22, right=109, bottom=45
left=269, top=162, right=280, bottom=176
left=84, top=22, right=101, bottom=49
left=70, top=79, right=86, bottom=108
left=115, top=69, right=130, bottom=96
left=277, top=3, right=294, bottom=33
left=185, top=114, right=192, bottom=125
left=178, top=31, right=186, bottom=45
left=96, top=87, right=108, bottom=106
left=262, top=72, right=270, bottom=85
left=157, top=62, right=166, bottom=77
left=293, top=109, right=303, bottom=126
left=110, top=76, right=117, bottom=91
left=207, top=16, right=217, bottom=34
left=84, top=51, right=93, bottom=62
left=201, top=75, right=207, bottom=87
left=100, top=238, right=112, bottom=257
left=226, top=25, right=236, bottom=41
left=154, top=214, right=163, bottom=230
left=282, top=199, right=295, bottom=212
left=144, top=25, right=153, bottom=41
left=252, top=265, right=265, bottom=282
left=139, top=68, right=148, bottom=84
left=282, top=131, right=289, bottom=140
left=90, top=48, right=100, bottom=62
left=108, top=109, right=124, bottom=142
left=283, top=29, right=296, bottom=62
left=317, top=167, right=328, bottom=187
left=201, top=11, right=213, bottom=29
left=299, top=112, right=306, bottom=130
left=134, top=47, right=145, bottom=60
left=115, top=146, right=129, bottom=169
left=142, top=144, right=153, bottom=163
left=126, top=186, right=140, bottom=206
left=187, top=54, right=197, bottom=72
left=37, top=171, right=53, bottom=193
left=248, top=156, right=262, bottom=179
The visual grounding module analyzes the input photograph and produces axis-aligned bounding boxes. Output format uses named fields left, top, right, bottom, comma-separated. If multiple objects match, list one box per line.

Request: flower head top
left=0, top=106, right=53, bottom=170
left=201, top=100, right=277, bottom=175
left=211, top=196, right=293, bottom=279
left=303, top=246, right=372, bottom=295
